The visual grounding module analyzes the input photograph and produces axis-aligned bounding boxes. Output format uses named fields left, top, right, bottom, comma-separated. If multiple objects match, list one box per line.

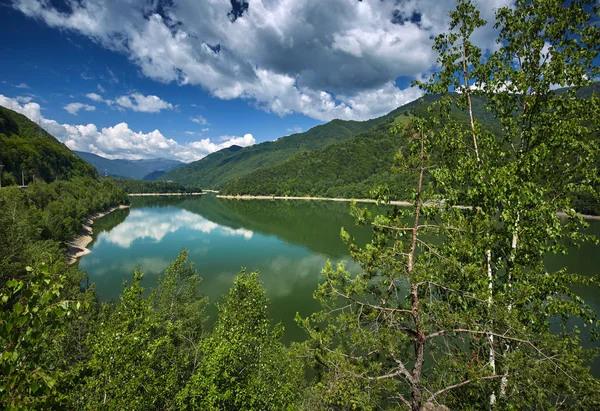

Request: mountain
left=221, top=85, right=600, bottom=214
left=158, top=98, right=442, bottom=189
left=220, top=120, right=419, bottom=199
left=74, top=151, right=184, bottom=180
left=0, top=105, right=97, bottom=184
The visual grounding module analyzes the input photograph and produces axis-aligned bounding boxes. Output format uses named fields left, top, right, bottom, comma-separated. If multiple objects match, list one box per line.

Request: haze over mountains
left=74, top=151, right=185, bottom=181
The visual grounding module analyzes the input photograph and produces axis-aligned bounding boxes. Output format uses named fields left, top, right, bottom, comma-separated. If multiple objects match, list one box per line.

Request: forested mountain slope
left=158, top=96, right=441, bottom=188
left=0, top=105, right=97, bottom=184
left=220, top=93, right=487, bottom=198
left=74, top=150, right=184, bottom=180
left=221, top=86, right=600, bottom=214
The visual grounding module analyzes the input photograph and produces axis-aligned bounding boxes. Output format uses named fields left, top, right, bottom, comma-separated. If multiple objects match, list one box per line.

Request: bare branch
left=427, top=374, right=505, bottom=403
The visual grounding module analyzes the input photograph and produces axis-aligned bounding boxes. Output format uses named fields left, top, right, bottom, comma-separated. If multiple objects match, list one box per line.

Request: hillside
left=221, top=121, right=418, bottom=199
left=158, top=96, right=440, bottom=188
left=219, top=93, right=485, bottom=198
left=221, top=86, right=600, bottom=214
left=74, top=151, right=184, bottom=180
left=0, top=105, right=98, bottom=184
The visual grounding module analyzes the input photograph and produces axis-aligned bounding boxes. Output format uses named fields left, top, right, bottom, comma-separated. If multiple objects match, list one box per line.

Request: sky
left=0, top=0, right=511, bottom=162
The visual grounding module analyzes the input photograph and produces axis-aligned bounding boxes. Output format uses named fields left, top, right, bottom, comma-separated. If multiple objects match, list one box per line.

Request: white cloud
left=15, top=83, right=29, bottom=89
left=86, top=91, right=172, bottom=113
left=86, top=92, right=104, bottom=102
left=287, top=126, right=302, bottom=134
left=187, top=134, right=255, bottom=155
left=14, top=96, right=33, bottom=103
left=64, top=102, right=96, bottom=115
left=97, top=84, right=106, bottom=93
left=115, top=92, right=173, bottom=113
left=189, top=115, right=209, bottom=125
left=10, top=0, right=508, bottom=121
left=0, top=94, right=254, bottom=162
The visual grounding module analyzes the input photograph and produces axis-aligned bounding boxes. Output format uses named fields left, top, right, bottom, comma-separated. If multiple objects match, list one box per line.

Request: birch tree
left=300, top=0, right=600, bottom=409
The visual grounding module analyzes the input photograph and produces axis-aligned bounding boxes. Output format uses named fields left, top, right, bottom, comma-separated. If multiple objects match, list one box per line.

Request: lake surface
left=79, top=195, right=600, bottom=371
left=79, top=195, right=375, bottom=343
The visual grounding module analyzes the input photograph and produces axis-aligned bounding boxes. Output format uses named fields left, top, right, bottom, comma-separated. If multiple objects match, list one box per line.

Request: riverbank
left=128, top=192, right=203, bottom=196
left=66, top=204, right=131, bottom=265
left=217, top=195, right=600, bottom=220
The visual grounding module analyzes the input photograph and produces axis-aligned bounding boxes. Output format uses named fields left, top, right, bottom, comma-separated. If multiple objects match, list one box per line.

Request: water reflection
left=79, top=196, right=365, bottom=341
left=80, top=196, right=600, bottom=353
left=96, top=208, right=254, bottom=248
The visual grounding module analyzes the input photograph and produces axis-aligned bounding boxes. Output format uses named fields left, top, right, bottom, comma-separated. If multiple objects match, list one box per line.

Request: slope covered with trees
left=0, top=106, right=98, bottom=185
left=158, top=97, right=441, bottom=188
left=222, top=85, right=600, bottom=214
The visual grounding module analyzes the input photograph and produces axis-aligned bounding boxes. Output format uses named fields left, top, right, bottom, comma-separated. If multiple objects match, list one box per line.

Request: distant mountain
left=0, top=105, right=97, bottom=184
left=74, top=151, right=184, bottom=180
left=157, top=100, right=437, bottom=188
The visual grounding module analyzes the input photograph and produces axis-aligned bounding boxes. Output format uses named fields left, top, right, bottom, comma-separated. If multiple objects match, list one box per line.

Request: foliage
left=179, top=269, right=303, bottom=410
left=0, top=263, right=80, bottom=410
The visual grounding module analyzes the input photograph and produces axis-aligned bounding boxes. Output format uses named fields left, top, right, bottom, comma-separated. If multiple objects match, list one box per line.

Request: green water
left=79, top=195, right=600, bottom=361
left=79, top=195, right=375, bottom=342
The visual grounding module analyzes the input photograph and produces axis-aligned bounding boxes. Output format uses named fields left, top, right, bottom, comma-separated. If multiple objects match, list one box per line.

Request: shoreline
left=217, top=195, right=600, bottom=221
left=128, top=192, right=204, bottom=196
left=217, top=194, right=413, bottom=206
left=66, top=204, right=131, bottom=265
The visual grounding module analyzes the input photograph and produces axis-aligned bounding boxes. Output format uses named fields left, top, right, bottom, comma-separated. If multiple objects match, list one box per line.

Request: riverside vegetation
left=1, top=0, right=600, bottom=409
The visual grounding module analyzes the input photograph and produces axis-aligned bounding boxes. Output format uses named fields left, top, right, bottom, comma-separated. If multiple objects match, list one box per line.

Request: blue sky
left=0, top=0, right=509, bottom=162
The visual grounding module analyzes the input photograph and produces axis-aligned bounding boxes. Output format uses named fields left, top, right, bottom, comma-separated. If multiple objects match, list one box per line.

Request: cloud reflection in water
left=96, top=208, right=253, bottom=248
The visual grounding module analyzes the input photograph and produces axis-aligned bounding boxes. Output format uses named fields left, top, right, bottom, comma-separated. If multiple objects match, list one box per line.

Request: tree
left=179, top=269, right=303, bottom=410
left=300, top=0, right=600, bottom=409
left=0, top=263, right=80, bottom=409
left=76, top=251, right=207, bottom=410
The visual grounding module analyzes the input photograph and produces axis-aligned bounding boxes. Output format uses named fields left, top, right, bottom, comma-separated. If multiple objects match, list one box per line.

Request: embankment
left=66, top=205, right=131, bottom=264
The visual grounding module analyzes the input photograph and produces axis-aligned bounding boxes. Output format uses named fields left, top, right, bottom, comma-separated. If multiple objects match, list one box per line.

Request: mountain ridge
left=158, top=96, right=440, bottom=188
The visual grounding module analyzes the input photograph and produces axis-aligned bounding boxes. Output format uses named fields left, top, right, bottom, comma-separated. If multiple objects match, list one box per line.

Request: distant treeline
left=111, top=178, right=202, bottom=194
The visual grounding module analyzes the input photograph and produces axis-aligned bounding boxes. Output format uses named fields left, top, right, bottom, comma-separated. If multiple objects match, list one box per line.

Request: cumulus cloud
left=10, top=0, right=509, bottom=121
left=0, top=94, right=254, bottom=162
left=64, top=102, right=96, bottom=115
left=115, top=92, right=173, bottom=113
left=86, top=92, right=104, bottom=102
left=86, top=91, right=172, bottom=113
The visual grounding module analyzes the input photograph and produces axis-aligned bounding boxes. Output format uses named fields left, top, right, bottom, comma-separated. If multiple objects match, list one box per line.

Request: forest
left=1, top=0, right=600, bottom=410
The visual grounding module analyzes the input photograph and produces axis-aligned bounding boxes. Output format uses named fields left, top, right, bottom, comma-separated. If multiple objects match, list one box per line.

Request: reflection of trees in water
left=92, top=208, right=130, bottom=235
left=178, top=195, right=386, bottom=258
